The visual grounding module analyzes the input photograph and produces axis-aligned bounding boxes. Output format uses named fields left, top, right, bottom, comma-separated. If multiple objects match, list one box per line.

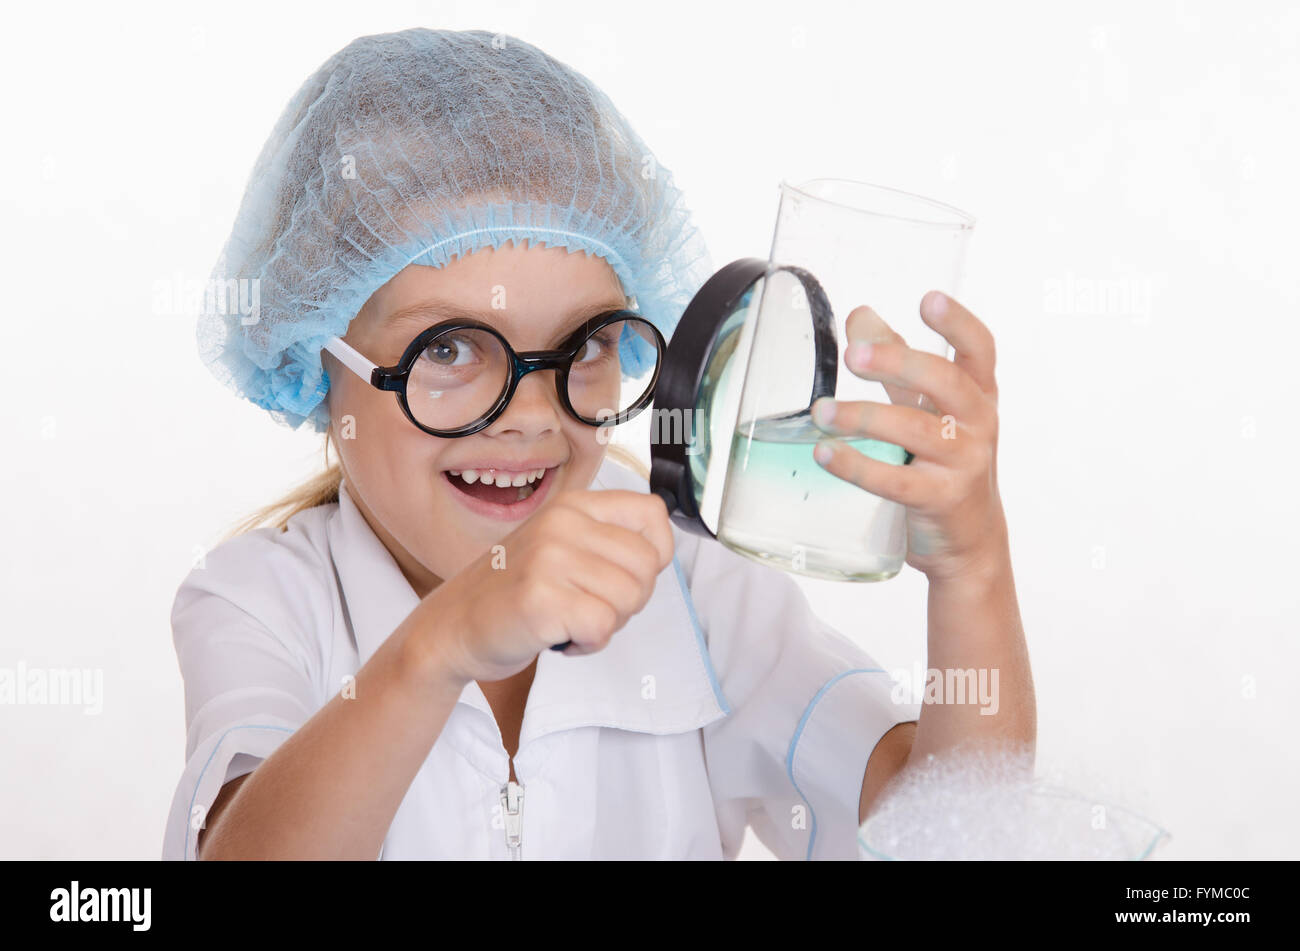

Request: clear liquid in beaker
left=716, top=410, right=908, bottom=582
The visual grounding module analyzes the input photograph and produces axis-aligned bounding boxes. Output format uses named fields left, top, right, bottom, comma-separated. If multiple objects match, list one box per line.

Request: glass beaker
left=716, top=178, right=976, bottom=582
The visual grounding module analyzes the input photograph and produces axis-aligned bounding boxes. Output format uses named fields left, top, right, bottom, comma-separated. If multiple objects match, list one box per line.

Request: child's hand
left=810, top=291, right=1008, bottom=585
left=424, top=489, right=675, bottom=684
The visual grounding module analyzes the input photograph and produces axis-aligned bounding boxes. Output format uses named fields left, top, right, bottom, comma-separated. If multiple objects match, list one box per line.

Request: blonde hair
left=224, top=435, right=650, bottom=540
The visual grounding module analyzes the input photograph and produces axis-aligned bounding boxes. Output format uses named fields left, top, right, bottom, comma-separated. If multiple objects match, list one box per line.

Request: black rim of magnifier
left=648, top=257, right=839, bottom=538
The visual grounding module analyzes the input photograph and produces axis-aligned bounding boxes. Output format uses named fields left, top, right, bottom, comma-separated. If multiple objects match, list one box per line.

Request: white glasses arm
left=322, top=336, right=379, bottom=385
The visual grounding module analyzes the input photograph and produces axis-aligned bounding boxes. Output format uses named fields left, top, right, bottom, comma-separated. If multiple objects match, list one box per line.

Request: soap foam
left=858, top=741, right=1170, bottom=860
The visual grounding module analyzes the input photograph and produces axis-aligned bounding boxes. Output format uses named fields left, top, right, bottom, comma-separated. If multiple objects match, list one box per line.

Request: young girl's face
left=322, top=242, right=630, bottom=597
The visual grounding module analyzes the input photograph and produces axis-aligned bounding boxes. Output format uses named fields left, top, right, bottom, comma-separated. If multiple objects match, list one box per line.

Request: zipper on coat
left=500, top=780, right=524, bottom=860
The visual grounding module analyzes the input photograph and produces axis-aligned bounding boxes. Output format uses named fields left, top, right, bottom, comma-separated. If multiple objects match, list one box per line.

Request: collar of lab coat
left=325, top=466, right=730, bottom=747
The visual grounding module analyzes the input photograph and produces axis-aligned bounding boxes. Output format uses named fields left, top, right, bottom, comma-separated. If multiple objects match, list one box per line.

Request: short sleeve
left=161, top=524, right=331, bottom=860
left=679, top=530, right=922, bottom=861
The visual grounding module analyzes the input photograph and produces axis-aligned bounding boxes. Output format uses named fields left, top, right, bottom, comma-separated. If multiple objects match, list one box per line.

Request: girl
left=163, top=27, right=1033, bottom=860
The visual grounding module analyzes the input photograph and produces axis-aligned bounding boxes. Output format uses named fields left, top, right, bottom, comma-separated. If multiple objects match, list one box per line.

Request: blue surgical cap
left=199, top=27, right=713, bottom=432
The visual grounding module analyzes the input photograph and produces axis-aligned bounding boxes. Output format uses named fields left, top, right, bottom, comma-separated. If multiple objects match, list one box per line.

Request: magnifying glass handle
left=550, top=641, right=571, bottom=652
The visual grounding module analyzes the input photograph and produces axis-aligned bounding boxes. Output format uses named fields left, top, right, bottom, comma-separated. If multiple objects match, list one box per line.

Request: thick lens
left=566, top=318, right=660, bottom=423
left=406, top=328, right=510, bottom=431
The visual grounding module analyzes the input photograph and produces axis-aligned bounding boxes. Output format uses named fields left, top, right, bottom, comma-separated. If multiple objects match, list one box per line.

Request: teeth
left=449, top=467, right=549, bottom=485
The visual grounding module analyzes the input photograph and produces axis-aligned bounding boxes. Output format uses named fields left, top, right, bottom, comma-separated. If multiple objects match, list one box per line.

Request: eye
left=423, top=334, right=476, bottom=367
left=575, top=329, right=619, bottom=364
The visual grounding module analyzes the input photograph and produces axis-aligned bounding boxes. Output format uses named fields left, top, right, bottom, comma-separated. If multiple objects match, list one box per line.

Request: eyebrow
left=383, top=296, right=630, bottom=344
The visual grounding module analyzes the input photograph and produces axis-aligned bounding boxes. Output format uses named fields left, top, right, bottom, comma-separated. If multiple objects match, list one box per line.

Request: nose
left=485, top=366, right=564, bottom=437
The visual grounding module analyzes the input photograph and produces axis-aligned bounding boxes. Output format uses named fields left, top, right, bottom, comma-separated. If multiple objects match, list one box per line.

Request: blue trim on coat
left=185, top=723, right=294, bottom=859
left=786, top=668, right=886, bottom=860
left=670, top=553, right=732, bottom=716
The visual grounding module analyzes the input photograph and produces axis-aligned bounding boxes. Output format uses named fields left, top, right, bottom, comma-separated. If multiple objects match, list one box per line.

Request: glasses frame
left=321, top=309, right=665, bottom=438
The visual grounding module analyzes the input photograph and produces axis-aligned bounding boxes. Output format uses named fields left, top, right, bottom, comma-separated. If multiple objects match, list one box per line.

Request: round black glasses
left=322, top=310, right=665, bottom=438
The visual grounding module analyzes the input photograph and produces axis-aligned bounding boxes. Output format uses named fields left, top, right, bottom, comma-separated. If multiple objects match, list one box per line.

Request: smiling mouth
left=443, top=466, right=555, bottom=505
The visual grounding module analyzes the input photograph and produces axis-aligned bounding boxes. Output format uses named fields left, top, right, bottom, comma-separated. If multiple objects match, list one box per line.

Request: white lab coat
left=161, top=457, right=920, bottom=860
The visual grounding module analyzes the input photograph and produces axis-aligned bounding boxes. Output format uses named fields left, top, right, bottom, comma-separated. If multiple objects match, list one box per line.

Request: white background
left=0, top=0, right=1296, bottom=860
